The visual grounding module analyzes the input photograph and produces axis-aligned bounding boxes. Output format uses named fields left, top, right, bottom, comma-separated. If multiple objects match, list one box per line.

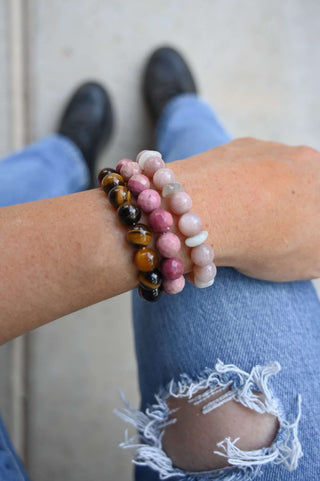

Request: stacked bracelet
left=97, top=149, right=216, bottom=302
left=136, top=150, right=217, bottom=289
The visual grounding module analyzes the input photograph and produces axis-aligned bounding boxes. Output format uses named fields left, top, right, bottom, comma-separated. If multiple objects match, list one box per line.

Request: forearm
left=0, top=189, right=141, bottom=343
left=0, top=157, right=223, bottom=344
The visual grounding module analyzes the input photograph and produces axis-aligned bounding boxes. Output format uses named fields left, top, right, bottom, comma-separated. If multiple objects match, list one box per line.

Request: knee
left=162, top=392, right=279, bottom=472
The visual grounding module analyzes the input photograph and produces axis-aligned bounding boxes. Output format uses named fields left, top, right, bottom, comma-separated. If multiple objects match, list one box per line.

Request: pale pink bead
left=115, top=158, right=132, bottom=173
left=136, top=150, right=147, bottom=163
left=137, top=189, right=161, bottom=213
left=143, top=156, right=165, bottom=177
left=193, top=262, right=217, bottom=282
left=191, top=244, right=214, bottom=266
left=153, top=168, right=175, bottom=190
left=120, top=161, right=142, bottom=180
left=128, top=174, right=150, bottom=196
left=169, top=192, right=192, bottom=215
left=148, top=208, right=173, bottom=233
left=156, top=232, right=181, bottom=258
left=163, top=275, right=185, bottom=295
left=178, top=212, right=202, bottom=237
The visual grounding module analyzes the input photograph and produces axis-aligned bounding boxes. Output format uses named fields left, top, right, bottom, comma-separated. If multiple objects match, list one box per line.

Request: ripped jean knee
left=118, top=268, right=320, bottom=480
left=116, top=361, right=302, bottom=480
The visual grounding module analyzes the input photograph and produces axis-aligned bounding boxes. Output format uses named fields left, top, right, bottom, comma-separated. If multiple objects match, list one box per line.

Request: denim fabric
left=0, top=134, right=89, bottom=207
left=128, top=95, right=320, bottom=480
left=0, top=416, right=30, bottom=481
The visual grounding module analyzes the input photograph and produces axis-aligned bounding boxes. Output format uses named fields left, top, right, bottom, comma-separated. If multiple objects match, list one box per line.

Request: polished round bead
left=128, top=174, right=150, bottom=196
left=161, top=257, right=184, bottom=280
left=108, top=185, right=131, bottom=208
left=135, top=247, right=159, bottom=272
left=194, top=278, right=215, bottom=289
left=143, top=156, right=165, bottom=177
left=116, top=158, right=132, bottom=174
left=163, top=275, right=185, bottom=295
left=162, top=182, right=183, bottom=198
left=137, top=150, right=162, bottom=169
left=191, top=244, right=214, bottom=266
left=101, top=173, right=125, bottom=194
left=97, top=167, right=116, bottom=186
left=178, top=212, right=202, bottom=237
left=169, top=192, right=192, bottom=215
left=137, top=189, right=161, bottom=213
left=120, top=161, right=142, bottom=180
left=138, top=269, right=162, bottom=290
left=153, top=168, right=175, bottom=190
left=127, top=223, right=152, bottom=248
left=117, top=202, right=141, bottom=226
left=156, top=232, right=181, bottom=258
left=148, top=208, right=173, bottom=233
left=193, top=262, right=217, bottom=282
left=138, top=284, right=162, bottom=302
left=185, top=230, right=208, bottom=247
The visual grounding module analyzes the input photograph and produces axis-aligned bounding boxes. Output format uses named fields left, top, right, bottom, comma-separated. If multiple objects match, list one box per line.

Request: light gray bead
left=194, top=277, right=215, bottom=288
left=185, top=230, right=208, bottom=247
left=162, top=182, right=184, bottom=198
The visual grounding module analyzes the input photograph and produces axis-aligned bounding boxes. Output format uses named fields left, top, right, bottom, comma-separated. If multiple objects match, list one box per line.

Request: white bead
left=194, top=277, right=215, bottom=288
left=138, top=150, right=162, bottom=169
left=162, top=182, right=183, bottom=198
left=185, top=230, right=208, bottom=247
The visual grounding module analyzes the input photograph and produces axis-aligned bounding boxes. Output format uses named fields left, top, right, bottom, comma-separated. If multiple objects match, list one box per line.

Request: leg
left=118, top=94, right=320, bottom=480
left=0, top=134, right=89, bottom=207
left=0, top=415, right=31, bottom=481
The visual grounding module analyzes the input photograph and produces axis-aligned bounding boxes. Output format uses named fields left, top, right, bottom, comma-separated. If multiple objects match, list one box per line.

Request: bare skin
left=1, top=138, right=320, bottom=344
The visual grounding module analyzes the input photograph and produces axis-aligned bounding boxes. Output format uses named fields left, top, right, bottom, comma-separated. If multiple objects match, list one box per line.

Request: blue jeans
left=0, top=94, right=319, bottom=481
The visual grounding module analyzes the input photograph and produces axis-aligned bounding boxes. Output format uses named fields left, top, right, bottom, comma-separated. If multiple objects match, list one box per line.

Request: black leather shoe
left=58, top=82, right=113, bottom=184
left=143, top=46, right=197, bottom=121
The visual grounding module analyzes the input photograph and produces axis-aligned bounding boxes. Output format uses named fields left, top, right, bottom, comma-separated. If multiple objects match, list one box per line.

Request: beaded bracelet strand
left=97, top=167, right=163, bottom=302
left=117, top=154, right=186, bottom=295
left=136, top=150, right=217, bottom=288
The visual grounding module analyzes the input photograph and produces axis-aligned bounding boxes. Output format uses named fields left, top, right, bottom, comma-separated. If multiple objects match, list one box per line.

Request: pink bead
left=163, top=275, right=185, bottom=295
left=193, top=262, right=217, bottom=282
left=128, top=174, right=150, bottom=196
left=116, top=158, right=132, bottom=173
left=178, top=213, right=202, bottom=237
left=137, top=189, right=161, bottom=213
left=161, top=257, right=184, bottom=280
left=143, top=156, right=165, bottom=177
left=156, top=232, right=181, bottom=257
left=148, top=208, right=173, bottom=233
left=153, top=168, right=175, bottom=190
left=169, top=192, right=192, bottom=215
left=191, top=244, right=214, bottom=266
left=120, top=161, right=142, bottom=180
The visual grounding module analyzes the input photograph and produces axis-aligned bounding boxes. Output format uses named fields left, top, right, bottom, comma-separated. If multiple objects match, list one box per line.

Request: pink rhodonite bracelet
left=115, top=150, right=217, bottom=295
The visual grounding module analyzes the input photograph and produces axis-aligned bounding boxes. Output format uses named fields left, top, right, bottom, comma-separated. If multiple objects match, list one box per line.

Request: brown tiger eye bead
left=97, top=167, right=116, bottom=186
left=108, top=185, right=131, bottom=208
left=127, top=223, right=152, bottom=248
left=117, top=202, right=141, bottom=226
left=135, top=247, right=159, bottom=272
left=101, top=173, right=125, bottom=194
left=139, top=269, right=162, bottom=289
left=138, top=284, right=162, bottom=302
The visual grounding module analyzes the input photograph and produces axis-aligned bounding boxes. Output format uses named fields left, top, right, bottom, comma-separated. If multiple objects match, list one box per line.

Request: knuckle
left=294, top=145, right=319, bottom=159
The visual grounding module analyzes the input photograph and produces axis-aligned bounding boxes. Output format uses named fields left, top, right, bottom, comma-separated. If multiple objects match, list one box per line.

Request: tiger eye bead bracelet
left=97, top=166, right=163, bottom=302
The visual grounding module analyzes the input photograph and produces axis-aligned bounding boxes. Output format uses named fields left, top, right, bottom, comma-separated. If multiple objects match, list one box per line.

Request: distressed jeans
left=118, top=95, right=320, bottom=481
left=0, top=94, right=320, bottom=481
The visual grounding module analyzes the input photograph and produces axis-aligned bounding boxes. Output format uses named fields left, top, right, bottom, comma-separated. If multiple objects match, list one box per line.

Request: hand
left=172, top=138, right=320, bottom=282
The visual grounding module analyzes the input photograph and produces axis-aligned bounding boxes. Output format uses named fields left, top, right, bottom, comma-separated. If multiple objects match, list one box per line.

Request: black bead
left=97, top=167, right=116, bottom=186
left=138, top=284, right=162, bottom=302
left=117, top=203, right=141, bottom=226
left=138, top=269, right=162, bottom=290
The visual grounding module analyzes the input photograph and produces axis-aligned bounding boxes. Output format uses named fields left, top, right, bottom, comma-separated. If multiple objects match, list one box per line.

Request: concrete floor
left=1, top=1, right=320, bottom=480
